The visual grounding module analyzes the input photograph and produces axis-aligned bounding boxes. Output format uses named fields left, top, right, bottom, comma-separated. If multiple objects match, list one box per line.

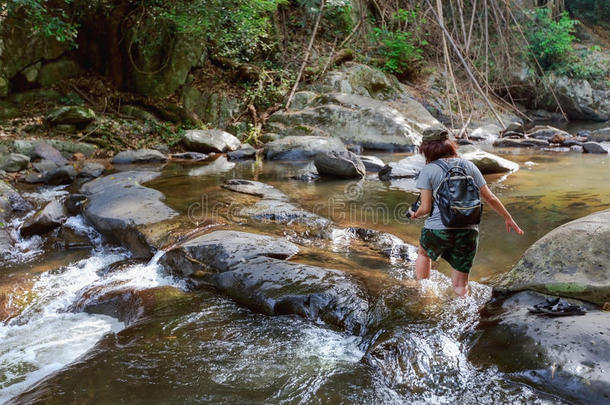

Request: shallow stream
left=1, top=145, right=609, bottom=404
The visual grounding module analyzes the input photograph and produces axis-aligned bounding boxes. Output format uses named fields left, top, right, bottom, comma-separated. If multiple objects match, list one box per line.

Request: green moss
left=543, top=282, right=587, bottom=294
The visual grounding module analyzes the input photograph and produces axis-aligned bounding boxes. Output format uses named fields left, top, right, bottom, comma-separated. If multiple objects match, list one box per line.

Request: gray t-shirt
left=415, top=157, right=486, bottom=230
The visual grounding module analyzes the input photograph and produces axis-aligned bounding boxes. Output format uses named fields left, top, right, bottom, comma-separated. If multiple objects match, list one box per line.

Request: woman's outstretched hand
left=505, top=218, right=524, bottom=235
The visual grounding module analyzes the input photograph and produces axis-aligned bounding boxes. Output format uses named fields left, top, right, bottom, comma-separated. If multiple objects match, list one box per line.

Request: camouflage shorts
left=419, top=228, right=479, bottom=274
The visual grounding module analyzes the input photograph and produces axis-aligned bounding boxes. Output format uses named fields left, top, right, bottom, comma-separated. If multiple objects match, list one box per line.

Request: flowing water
left=1, top=144, right=609, bottom=404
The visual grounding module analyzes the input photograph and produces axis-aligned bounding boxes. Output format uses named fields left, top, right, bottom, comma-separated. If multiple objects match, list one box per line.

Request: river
left=1, top=143, right=609, bottom=404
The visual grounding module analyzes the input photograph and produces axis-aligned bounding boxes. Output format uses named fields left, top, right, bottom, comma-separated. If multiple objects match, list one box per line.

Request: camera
left=406, top=196, right=421, bottom=218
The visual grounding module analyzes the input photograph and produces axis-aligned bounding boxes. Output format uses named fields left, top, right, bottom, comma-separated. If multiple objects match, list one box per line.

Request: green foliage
left=566, top=0, right=610, bottom=28
left=370, top=8, right=427, bottom=79
left=1, top=0, right=79, bottom=43
left=243, top=69, right=291, bottom=110
left=524, top=9, right=577, bottom=71
left=139, top=0, right=286, bottom=62
left=524, top=8, right=607, bottom=82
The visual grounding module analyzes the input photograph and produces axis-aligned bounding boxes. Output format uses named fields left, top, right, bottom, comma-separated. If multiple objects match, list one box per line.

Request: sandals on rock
left=528, top=297, right=586, bottom=316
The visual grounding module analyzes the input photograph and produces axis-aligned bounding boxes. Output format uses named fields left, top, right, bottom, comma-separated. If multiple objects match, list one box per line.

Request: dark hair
left=419, top=139, right=459, bottom=163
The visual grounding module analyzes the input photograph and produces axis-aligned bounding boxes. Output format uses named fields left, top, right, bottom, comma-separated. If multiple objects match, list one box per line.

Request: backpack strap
left=432, top=159, right=451, bottom=173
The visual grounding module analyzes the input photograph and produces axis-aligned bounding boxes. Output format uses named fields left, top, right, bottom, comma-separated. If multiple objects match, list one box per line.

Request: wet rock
left=589, top=127, right=610, bottom=143
left=493, top=138, right=549, bottom=148
left=162, top=230, right=368, bottom=334
left=182, top=129, right=241, bottom=153
left=0, top=153, right=30, bottom=172
left=378, top=154, right=425, bottom=181
left=562, top=138, right=583, bottom=147
left=171, top=152, right=208, bottom=161
left=550, top=134, right=565, bottom=144
left=112, top=149, right=168, bottom=164
left=80, top=171, right=179, bottom=258
left=243, top=199, right=331, bottom=228
left=222, top=179, right=288, bottom=201
left=215, top=257, right=369, bottom=334
left=264, top=136, right=347, bottom=160
left=570, top=145, right=584, bottom=153
left=457, top=139, right=473, bottom=145
left=65, top=194, right=87, bottom=215
left=72, top=285, right=188, bottom=326
left=20, top=200, right=66, bottom=237
left=227, top=144, right=257, bottom=160
left=78, top=162, right=105, bottom=179
left=470, top=291, right=609, bottom=404
left=162, top=230, right=299, bottom=276
left=497, top=209, right=610, bottom=305
left=350, top=228, right=417, bottom=261
left=359, top=155, right=385, bottom=172
left=44, top=165, right=77, bottom=185
left=33, top=142, right=68, bottom=166
left=314, top=150, right=365, bottom=179
left=188, top=156, right=235, bottom=176
left=582, top=142, right=608, bottom=154
left=268, top=93, right=422, bottom=151
left=0, top=180, right=32, bottom=212
left=46, top=106, right=96, bottom=128
left=459, top=146, right=519, bottom=174
left=502, top=121, right=525, bottom=134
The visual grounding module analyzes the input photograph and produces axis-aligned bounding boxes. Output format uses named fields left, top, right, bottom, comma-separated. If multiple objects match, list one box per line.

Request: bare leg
left=416, top=246, right=431, bottom=280
left=451, top=269, right=470, bottom=296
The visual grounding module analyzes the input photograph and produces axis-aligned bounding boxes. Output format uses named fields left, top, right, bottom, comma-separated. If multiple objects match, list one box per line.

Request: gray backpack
left=432, top=159, right=482, bottom=227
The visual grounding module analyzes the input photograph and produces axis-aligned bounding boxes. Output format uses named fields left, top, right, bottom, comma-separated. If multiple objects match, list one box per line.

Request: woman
left=409, top=127, right=523, bottom=296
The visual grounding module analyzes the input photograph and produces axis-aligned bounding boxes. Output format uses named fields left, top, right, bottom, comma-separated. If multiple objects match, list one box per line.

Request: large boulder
left=182, top=129, right=241, bottom=153
left=458, top=146, right=519, bottom=174
left=546, top=76, right=610, bottom=122
left=112, top=149, right=167, bottom=164
left=161, top=230, right=369, bottom=334
left=312, top=62, right=441, bottom=133
left=80, top=171, right=179, bottom=258
left=181, top=87, right=243, bottom=129
left=46, top=106, right=96, bottom=128
left=37, top=58, right=81, bottom=87
left=470, top=291, right=609, bottom=404
left=20, top=200, right=66, bottom=237
left=264, top=136, right=347, bottom=160
left=497, top=209, right=610, bottom=305
left=268, top=93, right=422, bottom=151
left=313, top=150, right=365, bottom=179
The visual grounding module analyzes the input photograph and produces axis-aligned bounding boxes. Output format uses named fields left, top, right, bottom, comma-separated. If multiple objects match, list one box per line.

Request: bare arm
left=480, top=185, right=524, bottom=234
left=412, top=189, right=432, bottom=219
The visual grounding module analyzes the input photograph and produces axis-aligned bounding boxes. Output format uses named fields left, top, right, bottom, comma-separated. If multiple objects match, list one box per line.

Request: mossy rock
left=497, top=209, right=610, bottom=305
